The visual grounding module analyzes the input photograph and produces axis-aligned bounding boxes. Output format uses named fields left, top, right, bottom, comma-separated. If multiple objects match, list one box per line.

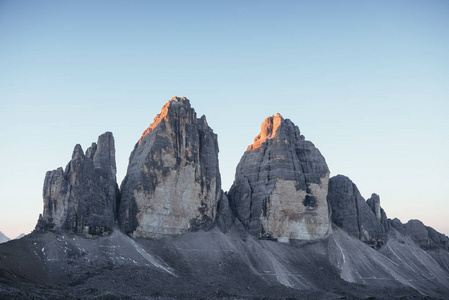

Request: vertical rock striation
left=36, top=132, right=118, bottom=236
left=327, top=175, right=387, bottom=249
left=228, top=114, right=331, bottom=241
left=119, top=97, right=222, bottom=237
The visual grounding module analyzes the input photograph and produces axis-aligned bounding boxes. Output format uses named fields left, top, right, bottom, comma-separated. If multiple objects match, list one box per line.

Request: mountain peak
left=248, top=113, right=283, bottom=150
left=229, top=113, right=331, bottom=241
left=247, top=113, right=304, bottom=151
left=139, top=96, right=191, bottom=144
left=170, top=96, right=189, bottom=102
left=120, top=97, right=222, bottom=237
left=0, top=231, right=10, bottom=244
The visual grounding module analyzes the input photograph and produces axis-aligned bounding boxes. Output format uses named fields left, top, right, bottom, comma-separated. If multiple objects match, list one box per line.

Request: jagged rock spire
left=119, top=97, right=223, bottom=237
left=327, top=175, right=388, bottom=249
left=36, top=132, right=118, bottom=236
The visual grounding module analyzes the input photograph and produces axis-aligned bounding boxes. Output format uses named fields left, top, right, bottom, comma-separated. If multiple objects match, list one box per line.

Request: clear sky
left=0, top=0, right=448, bottom=239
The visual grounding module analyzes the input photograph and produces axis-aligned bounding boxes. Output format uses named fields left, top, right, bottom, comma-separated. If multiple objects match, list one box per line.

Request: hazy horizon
left=1, top=1, right=448, bottom=239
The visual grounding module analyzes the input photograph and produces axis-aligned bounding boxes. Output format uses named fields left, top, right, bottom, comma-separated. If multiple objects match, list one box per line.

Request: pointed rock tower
left=327, top=175, right=388, bottom=248
left=119, top=97, right=222, bottom=237
left=228, top=114, right=331, bottom=241
left=36, top=132, right=118, bottom=236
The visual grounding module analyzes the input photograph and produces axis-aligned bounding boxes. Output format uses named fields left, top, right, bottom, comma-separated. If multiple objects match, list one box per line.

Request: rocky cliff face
left=228, top=114, right=331, bottom=241
left=366, top=193, right=389, bottom=230
left=36, top=132, right=118, bottom=236
left=119, top=97, right=222, bottom=237
left=327, top=175, right=387, bottom=249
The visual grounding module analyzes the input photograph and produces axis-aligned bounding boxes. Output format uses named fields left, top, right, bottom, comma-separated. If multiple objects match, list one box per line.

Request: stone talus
left=36, top=132, right=118, bottom=236
left=118, top=97, right=223, bottom=237
left=228, top=113, right=332, bottom=241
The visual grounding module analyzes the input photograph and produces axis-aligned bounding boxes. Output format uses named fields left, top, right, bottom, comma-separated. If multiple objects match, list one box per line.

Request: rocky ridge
left=228, top=113, right=331, bottom=241
left=0, top=232, right=9, bottom=244
left=7, top=96, right=447, bottom=299
left=327, top=175, right=388, bottom=249
left=29, top=97, right=449, bottom=251
left=327, top=174, right=449, bottom=252
left=390, top=218, right=449, bottom=250
left=35, top=132, right=118, bottom=236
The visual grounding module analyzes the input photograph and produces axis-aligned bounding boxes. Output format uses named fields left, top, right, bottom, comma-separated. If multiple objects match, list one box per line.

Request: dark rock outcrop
left=390, top=218, right=406, bottom=235
left=326, top=175, right=448, bottom=251
left=35, top=132, right=118, bottom=236
left=228, top=113, right=331, bottom=241
left=327, top=175, right=387, bottom=249
left=216, top=193, right=235, bottom=234
left=390, top=219, right=449, bottom=250
left=366, top=193, right=389, bottom=230
left=119, top=97, right=223, bottom=237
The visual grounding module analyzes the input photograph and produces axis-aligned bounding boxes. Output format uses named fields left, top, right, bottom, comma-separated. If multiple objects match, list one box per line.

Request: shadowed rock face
left=390, top=218, right=449, bottom=250
left=228, top=114, right=331, bottom=241
left=327, top=175, right=387, bottom=249
left=366, top=193, right=389, bottom=230
left=36, top=132, right=118, bottom=236
left=119, top=97, right=222, bottom=237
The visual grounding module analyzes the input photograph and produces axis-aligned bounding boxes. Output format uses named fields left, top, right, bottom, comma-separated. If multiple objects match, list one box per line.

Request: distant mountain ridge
left=0, top=231, right=9, bottom=244
left=14, top=233, right=26, bottom=240
left=0, top=232, right=27, bottom=244
left=1, top=96, right=448, bottom=299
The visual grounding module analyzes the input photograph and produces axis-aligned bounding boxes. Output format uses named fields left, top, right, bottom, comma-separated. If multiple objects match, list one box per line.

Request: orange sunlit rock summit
left=138, top=97, right=190, bottom=144
left=120, top=96, right=225, bottom=237
left=248, top=113, right=284, bottom=151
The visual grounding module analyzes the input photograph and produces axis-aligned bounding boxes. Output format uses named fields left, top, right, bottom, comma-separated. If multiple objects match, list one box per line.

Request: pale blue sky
left=1, top=0, right=448, bottom=239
